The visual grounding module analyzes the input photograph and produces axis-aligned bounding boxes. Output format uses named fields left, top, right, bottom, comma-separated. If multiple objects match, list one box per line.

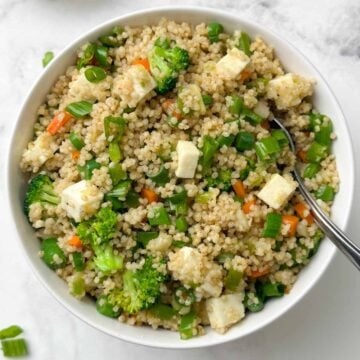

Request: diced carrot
left=240, top=68, right=252, bottom=82
left=294, top=202, right=314, bottom=224
left=249, top=267, right=270, bottom=279
left=68, top=235, right=82, bottom=248
left=261, top=120, right=270, bottom=130
left=297, top=149, right=307, bottom=162
left=47, top=111, right=72, bottom=135
left=233, top=180, right=246, bottom=198
left=242, top=199, right=256, bottom=214
left=282, top=215, right=299, bottom=237
left=141, top=188, right=158, bottom=203
left=71, top=150, right=80, bottom=160
left=132, top=58, right=150, bottom=72
left=162, top=99, right=182, bottom=120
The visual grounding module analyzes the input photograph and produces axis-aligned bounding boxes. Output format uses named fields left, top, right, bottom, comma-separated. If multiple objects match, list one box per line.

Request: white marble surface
left=1, top=0, right=360, bottom=358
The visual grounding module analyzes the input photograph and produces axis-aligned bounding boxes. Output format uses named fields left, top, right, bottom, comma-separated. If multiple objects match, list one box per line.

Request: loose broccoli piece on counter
left=77, top=207, right=117, bottom=246
left=108, top=257, right=166, bottom=313
left=24, top=174, right=59, bottom=216
left=148, top=43, right=190, bottom=94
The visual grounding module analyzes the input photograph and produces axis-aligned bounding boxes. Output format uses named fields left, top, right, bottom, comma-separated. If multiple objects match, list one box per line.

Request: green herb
left=109, top=141, right=122, bottom=163
left=308, top=230, right=323, bottom=258
left=148, top=165, right=170, bottom=186
left=1, top=338, right=28, bottom=357
left=262, top=213, right=282, bottom=238
left=78, top=159, right=101, bottom=180
left=148, top=206, right=171, bottom=226
left=65, top=101, right=93, bottom=118
left=237, top=32, right=252, bottom=56
left=194, top=191, right=212, bottom=204
left=172, top=240, right=187, bottom=248
left=235, top=131, right=255, bottom=151
left=136, top=231, right=159, bottom=247
left=315, top=184, right=335, bottom=201
left=69, top=132, right=85, bottom=150
left=175, top=216, right=188, bottom=232
left=239, top=167, right=250, bottom=181
left=72, top=252, right=85, bottom=272
left=0, top=326, right=22, bottom=340
left=85, top=66, right=107, bottom=83
left=224, top=268, right=243, bottom=291
left=217, top=134, right=235, bottom=147
left=207, top=22, right=224, bottom=43
left=77, top=43, right=96, bottom=69
left=202, top=94, right=213, bottom=106
left=216, top=252, right=235, bottom=264
left=303, top=163, right=321, bottom=179
left=41, top=238, right=67, bottom=270
left=42, top=51, right=54, bottom=67
left=200, top=135, right=219, bottom=175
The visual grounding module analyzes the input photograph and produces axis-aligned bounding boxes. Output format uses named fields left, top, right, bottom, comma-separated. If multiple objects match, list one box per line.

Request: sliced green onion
left=148, top=206, right=171, bottom=226
left=123, top=106, right=136, bottom=114
left=174, top=287, right=196, bottom=306
left=306, top=142, right=328, bottom=163
left=200, top=135, right=219, bottom=175
left=78, top=159, right=101, bottom=180
left=96, top=295, right=121, bottom=318
left=136, top=231, right=159, bottom=247
left=42, top=51, right=54, bottom=67
left=303, top=163, right=321, bottom=179
left=109, top=141, right=122, bottom=163
left=255, top=136, right=281, bottom=161
left=108, top=162, right=127, bottom=185
left=242, top=107, right=263, bottom=125
left=65, top=101, right=93, bottom=118
left=167, top=188, right=187, bottom=205
left=125, top=189, right=140, bottom=208
left=244, top=292, right=264, bottom=313
left=237, top=32, right=252, bottom=56
left=98, top=27, right=123, bottom=47
left=112, top=26, right=124, bottom=35
left=261, top=282, right=285, bottom=297
left=315, top=184, right=335, bottom=201
left=107, top=180, right=132, bottom=201
left=271, top=129, right=289, bottom=148
left=229, top=95, right=244, bottom=116
left=224, top=268, right=243, bottom=291
left=217, top=134, right=235, bottom=147
left=0, top=326, right=22, bottom=340
left=216, top=252, right=235, bottom=264
left=149, top=303, right=177, bottom=320
left=69, top=132, right=85, bottom=150
left=175, top=216, right=188, bottom=232
left=85, top=66, right=107, bottom=83
left=202, top=94, right=213, bottom=106
left=207, top=22, right=224, bottom=43
left=72, top=252, right=85, bottom=272
left=262, top=213, right=282, bottom=238
left=41, top=238, right=67, bottom=270
left=103, top=116, right=126, bottom=140
left=308, top=230, right=323, bottom=258
left=95, top=45, right=110, bottom=67
left=77, top=43, right=96, bottom=69
left=179, top=312, right=198, bottom=340
left=172, top=240, right=187, bottom=248
left=235, top=131, right=255, bottom=151
left=194, top=191, right=212, bottom=204
left=234, top=195, right=244, bottom=204
left=239, top=167, right=250, bottom=181
left=148, top=165, right=170, bottom=186
left=1, top=339, right=28, bottom=357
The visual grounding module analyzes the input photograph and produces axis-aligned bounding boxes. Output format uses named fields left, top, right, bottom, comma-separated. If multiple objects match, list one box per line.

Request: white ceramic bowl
left=6, top=6, right=355, bottom=349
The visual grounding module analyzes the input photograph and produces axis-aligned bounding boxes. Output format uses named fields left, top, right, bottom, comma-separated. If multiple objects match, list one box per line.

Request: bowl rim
left=5, top=5, right=355, bottom=349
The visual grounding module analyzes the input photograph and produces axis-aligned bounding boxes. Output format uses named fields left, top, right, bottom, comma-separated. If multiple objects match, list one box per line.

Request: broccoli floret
left=108, top=257, right=166, bottom=314
left=93, top=244, right=124, bottom=274
left=148, top=44, right=190, bottom=94
left=24, top=174, right=59, bottom=216
left=77, top=207, right=117, bottom=246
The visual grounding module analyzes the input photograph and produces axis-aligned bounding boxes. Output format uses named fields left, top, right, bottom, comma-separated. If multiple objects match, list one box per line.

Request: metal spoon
left=272, top=117, right=360, bottom=270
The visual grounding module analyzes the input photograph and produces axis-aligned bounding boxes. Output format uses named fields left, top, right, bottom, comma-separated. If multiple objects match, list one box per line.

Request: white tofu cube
left=253, top=99, right=270, bottom=119
left=112, top=64, right=156, bottom=107
left=206, top=293, right=245, bottom=334
left=257, top=174, right=297, bottom=210
left=267, top=73, right=314, bottom=110
left=61, top=180, right=103, bottom=222
left=216, top=48, right=250, bottom=80
left=175, top=140, right=200, bottom=178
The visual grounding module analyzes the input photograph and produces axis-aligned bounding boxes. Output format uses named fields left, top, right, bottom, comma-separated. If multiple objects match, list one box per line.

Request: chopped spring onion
left=148, top=206, right=171, bottom=226
left=69, top=132, right=85, bottom=150
left=96, top=294, right=121, bottom=318
left=200, top=135, right=219, bottom=175
left=255, top=136, right=281, bottom=161
left=239, top=167, right=250, bottom=181
left=235, top=131, right=255, bottom=151
left=261, top=282, right=285, bottom=298
left=41, top=238, right=67, bottom=270
left=244, top=292, right=264, bottom=313
left=217, top=134, right=235, bottom=147
left=77, top=43, right=96, bottom=69
left=103, top=116, right=126, bottom=140
left=98, top=26, right=123, bottom=47
left=303, top=163, right=321, bottom=179
left=306, top=142, right=328, bottom=163
left=207, top=22, right=224, bottom=43
left=172, top=240, right=186, bottom=248
left=149, top=303, right=177, bottom=320
left=109, top=141, right=122, bottom=163
left=112, top=25, right=125, bottom=36
left=262, top=213, right=282, bottom=238
left=136, top=231, right=159, bottom=247
left=108, top=162, right=127, bottom=185
left=107, top=180, right=132, bottom=201
left=202, top=94, right=213, bottom=106
left=125, top=189, right=140, bottom=208
left=271, top=129, right=289, bottom=147
left=123, top=106, right=136, bottom=114
left=308, top=230, right=323, bottom=258
left=65, top=101, right=93, bottom=118
left=175, top=216, right=188, bottom=232
left=72, top=252, right=85, bottom=272
left=1, top=338, right=28, bottom=357
left=179, top=312, right=198, bottom=340
left=148, top=165, right=170, bottom=186
left=194, top=191, right=212, bottom=204
left=42, top=51, right=54, bottom=67
left=85, top=66, right=107, bottom=83
left=242, top=107, right=264, bottom=125
left=224, top=268, right=243, bottom=291
left=78, top=159, right=101, bottom=180
left=315, top=184, right=335, bottom=201
left=0, top=326, right=22, bottom=340
left=95, top=45, right=110, bottom=67
left=216, top=252, right=235, bottom=264
left=229, top=95, right=244, bottom=116
left=237, top=31, right=252, bottom=56
left=174, top=287, right=196, bottom=307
